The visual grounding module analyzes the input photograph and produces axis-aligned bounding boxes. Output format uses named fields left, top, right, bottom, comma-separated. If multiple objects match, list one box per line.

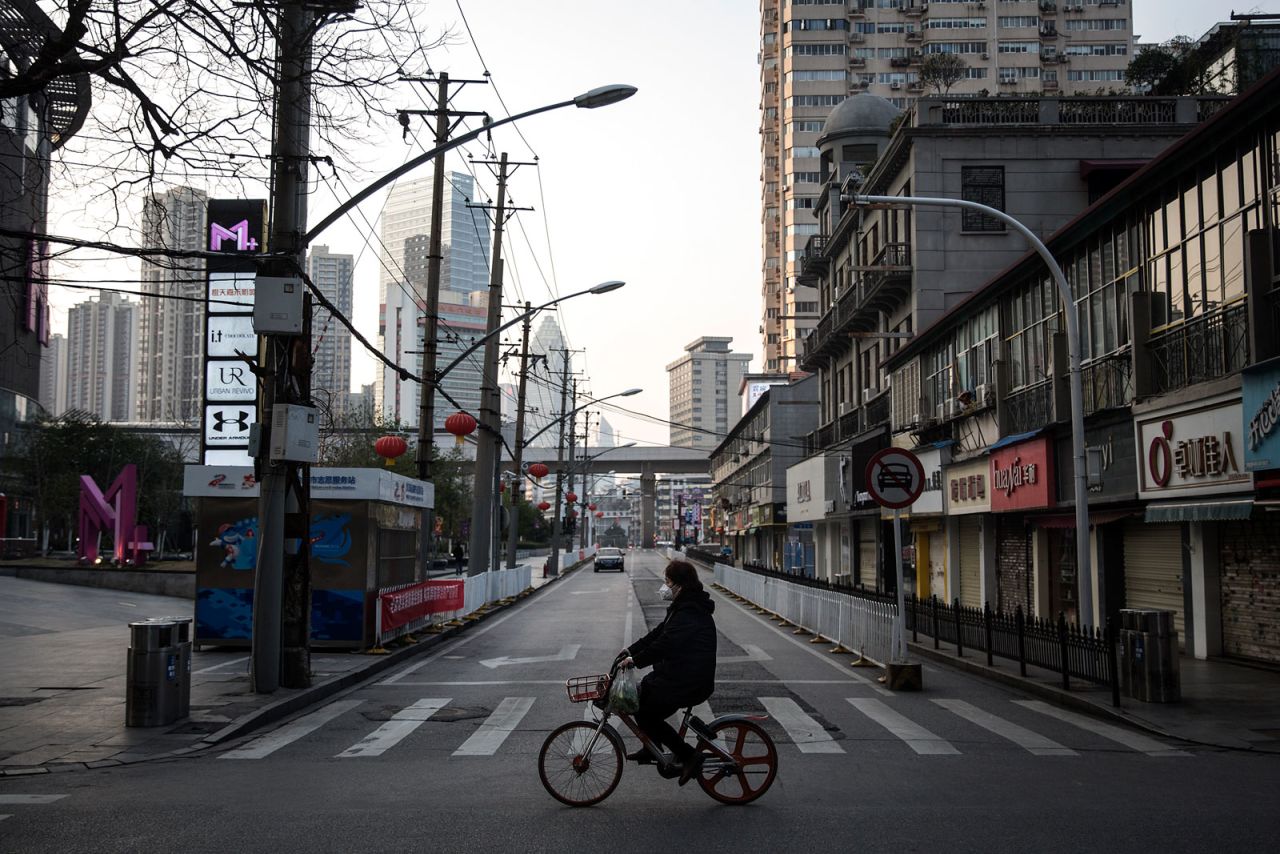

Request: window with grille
left=961, top=166, right=1005, bottom=232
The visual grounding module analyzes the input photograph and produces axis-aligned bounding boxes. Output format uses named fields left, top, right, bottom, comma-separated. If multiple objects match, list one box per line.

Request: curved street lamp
left=521, top=387, right=642, bottom=447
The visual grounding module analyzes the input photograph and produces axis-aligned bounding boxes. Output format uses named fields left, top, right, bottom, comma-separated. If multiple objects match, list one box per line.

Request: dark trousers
left=634, top=680, right=695, bottom=761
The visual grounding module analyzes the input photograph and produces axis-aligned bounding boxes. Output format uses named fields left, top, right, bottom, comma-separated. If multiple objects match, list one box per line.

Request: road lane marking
left=847, top=698, right=960, bottom=755
left=709, top=587, right=893, bottom=696
left=381, top=571, right=583, bottom=685
left=193, top=656, right=249, bottom=675
left=337, top=698, right=450, bottom=758
left=932, top=699, right=1077, bottom=756
left=0, top=795, right=67, bottom=805
left=759, top=697, right=844, bottom=753
left=453, top=697, right=535, bottom=756
left=717, top=643, right=773, bottom=664
left=0, top=815, right=9, bottom=821
left=220, top=700, right=364, bottom=759
left=1013, top=700, right=1189, bottom=757
left=479, top=644, right=580, bottom=669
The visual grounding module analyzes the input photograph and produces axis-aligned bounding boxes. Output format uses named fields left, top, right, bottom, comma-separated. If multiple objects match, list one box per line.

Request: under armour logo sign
left=213, top=410, right=250, bottom=432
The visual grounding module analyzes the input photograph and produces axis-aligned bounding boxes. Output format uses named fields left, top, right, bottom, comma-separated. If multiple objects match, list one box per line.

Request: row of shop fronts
left=710, top=502, right=785, bottom=569
left=785, top=360, right=1280, bottom=665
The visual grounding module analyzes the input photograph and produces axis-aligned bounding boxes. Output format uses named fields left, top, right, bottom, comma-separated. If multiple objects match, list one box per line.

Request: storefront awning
left=987, top=429, right=1042, bottom=453
left=1032, top=509, right=1139, bottom=528
left=1144, top=499, right=1254, bottom=523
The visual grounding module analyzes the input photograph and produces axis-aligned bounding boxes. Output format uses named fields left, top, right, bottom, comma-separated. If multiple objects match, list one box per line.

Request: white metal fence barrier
left=712, top=564, right=897, bottom=666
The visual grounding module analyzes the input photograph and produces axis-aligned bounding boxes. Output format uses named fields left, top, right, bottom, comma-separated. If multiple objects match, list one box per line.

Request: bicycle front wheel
left=697, top=719, right=778, bottom=805
left=538, top=721, right=625, bottom=807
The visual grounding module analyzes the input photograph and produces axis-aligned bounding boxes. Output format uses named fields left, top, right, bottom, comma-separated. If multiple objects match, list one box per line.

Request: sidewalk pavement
left=0, top=558, right=572, bottom=777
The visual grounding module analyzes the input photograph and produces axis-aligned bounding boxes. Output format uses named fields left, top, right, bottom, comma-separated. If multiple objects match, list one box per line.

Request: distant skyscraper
left=597, top=415, right=616, bottom=448
left=38, top=333, right=66, bottom=417
left=135, top=186, right=208, bottom=422
left=66, top=292, right=135, bottom=421
left=308, top=245, right=354, bottom=417
left=375, top=172, right=492, bottom=428
left=667, top=337, right=751, bottom=449
left=524, top=314, right=570, bottom=448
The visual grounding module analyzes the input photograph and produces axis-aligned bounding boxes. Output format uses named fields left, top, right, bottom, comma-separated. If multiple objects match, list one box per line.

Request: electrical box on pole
left=254, top=276, right=305, bottom=334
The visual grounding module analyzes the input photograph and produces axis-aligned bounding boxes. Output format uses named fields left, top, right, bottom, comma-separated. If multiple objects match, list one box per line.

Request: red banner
left=379, top=580, right=465, bottom=632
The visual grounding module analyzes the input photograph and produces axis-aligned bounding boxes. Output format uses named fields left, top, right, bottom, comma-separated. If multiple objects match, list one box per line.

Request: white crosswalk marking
left=0, top=795, right=67, bottom=805
left=453, top=697, right=535, bottom=756
left=1014, top=700, right=1189, bottom=757
left=848, top=698, right=960, bottom=755
left=337, top=698, right=451, bottom=758
left=933, top=699, right=1077, bottom=756
left=221, top=700, right=364, bottom=760
left=0, top=815, right=10, bottom=821
left=760, top=697, right=844, bottom=753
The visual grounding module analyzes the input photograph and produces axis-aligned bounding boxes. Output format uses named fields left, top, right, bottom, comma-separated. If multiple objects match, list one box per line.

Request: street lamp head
left=620, top=388, right=642, bottom=397
left=588, top=280, right=626, bottom=294
left=574, top=84, right=638, bottom=109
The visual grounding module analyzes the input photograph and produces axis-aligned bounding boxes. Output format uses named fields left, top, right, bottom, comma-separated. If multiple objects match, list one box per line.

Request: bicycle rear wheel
left=538, top=721, right=625, bottom=807
left=697, top=719, right=778, bottom=805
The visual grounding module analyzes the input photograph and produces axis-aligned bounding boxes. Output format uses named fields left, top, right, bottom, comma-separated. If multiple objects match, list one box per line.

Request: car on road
left=594, top=547, right=625, bottom=572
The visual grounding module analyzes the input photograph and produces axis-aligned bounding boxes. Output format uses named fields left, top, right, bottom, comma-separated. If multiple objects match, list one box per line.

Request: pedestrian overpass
left=510, top=445, right=710, bottom=547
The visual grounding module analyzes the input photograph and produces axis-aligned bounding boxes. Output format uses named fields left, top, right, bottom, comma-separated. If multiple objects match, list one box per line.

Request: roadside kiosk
left=182, top=465, right=432, bottom=649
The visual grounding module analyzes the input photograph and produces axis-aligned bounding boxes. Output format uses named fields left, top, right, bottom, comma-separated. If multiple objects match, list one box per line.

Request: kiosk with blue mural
left=183, top=466, right=431, bottom=648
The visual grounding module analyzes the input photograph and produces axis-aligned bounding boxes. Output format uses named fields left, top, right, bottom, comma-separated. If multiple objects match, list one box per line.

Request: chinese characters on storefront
left=1137, top=395, right=1251, bottom=499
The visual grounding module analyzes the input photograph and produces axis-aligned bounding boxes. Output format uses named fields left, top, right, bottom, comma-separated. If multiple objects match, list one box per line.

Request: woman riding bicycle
left=618, top=560, right=716, bottom=786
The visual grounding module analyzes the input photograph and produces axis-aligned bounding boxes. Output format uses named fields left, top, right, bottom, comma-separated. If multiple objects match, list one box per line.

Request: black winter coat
left=629, top=588, right=717, bottom=706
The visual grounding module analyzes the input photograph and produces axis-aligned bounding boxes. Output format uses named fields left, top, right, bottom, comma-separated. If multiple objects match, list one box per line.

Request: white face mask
left=659, top=582, right=676, bottom=601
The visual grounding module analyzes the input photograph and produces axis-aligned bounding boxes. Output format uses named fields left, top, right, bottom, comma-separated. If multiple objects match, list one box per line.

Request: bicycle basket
left=565, top=674, right=610, bottom=703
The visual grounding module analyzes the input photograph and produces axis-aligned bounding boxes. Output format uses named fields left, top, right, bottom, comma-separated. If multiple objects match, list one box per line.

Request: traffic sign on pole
left=864, top=448, right=925, bottom=509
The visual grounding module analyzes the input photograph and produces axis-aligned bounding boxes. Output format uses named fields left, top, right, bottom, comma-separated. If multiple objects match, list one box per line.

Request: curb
left=0, top=558, right=588, bottom=776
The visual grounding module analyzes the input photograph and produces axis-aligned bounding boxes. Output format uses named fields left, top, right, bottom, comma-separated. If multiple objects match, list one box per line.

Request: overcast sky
left=45, top=0, right=1236, bottom=447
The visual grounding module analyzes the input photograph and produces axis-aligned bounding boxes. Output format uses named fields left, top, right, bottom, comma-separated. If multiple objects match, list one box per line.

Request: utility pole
left=546, top=351, right=573, bottom=577
left=467, top=153, right=534, bottom=578
left=579, top=409, right=592, bottom=550
left=253, top=0, right=316, bottom=693
left=565, top=379, right=579, bottom=554
left=505, top=301, right=534, bottom=568
left=411, top=72, right=487, bottom=578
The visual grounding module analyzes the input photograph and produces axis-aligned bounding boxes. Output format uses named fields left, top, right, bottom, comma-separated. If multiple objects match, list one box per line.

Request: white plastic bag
left=607, top=667, right=640, bottom=713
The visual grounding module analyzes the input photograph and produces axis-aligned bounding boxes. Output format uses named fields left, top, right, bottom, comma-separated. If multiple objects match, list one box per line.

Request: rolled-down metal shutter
left=859, top=520, right=877, bottom=589
left=959, top=517, right=981, bottom=610
left=1219, top=521, right=1280, bottom=664
left=1123, top=521, right=1184, bottom=645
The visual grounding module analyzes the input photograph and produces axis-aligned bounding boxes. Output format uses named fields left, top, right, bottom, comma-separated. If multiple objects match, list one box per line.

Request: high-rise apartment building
left=38, top=334, right=66, bottom=417
left=376, top=172, right=492, bottom=428
left=667, top=337, right=752, bottom=449
left=135, top=186, right=208, bottom=422
left=524, top=315, right=572, bottom=448
left=308, top=245, right=354, bottom=417
left=66, top=292, right=135, bottom=421
left=760, top=0, right=1135, bottom=371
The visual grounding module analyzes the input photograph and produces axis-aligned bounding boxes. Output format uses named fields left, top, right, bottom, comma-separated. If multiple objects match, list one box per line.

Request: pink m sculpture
left=79, top=464, right=154, bottom=566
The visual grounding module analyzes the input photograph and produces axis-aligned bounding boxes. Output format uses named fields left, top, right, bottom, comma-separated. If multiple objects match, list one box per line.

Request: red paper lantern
left=444, top=412, right=477, bottom=446
left=529, top=462, right=549, bottom=479
left=374, top=435, right=408, bottom=467
left=588, top=503, right=597, bottom=512
left=595, top=511, right=604, bottom=518
left=537, top=501, right=551, bottom=512
left=565, top=492, right=578, bottom=503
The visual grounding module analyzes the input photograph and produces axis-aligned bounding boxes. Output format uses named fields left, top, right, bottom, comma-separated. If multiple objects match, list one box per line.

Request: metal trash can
left=1118, top=609, right=1181, bottom=703
left=125, top=619, right=180, bottom=727
left=156, top=616, right=193, bottom=719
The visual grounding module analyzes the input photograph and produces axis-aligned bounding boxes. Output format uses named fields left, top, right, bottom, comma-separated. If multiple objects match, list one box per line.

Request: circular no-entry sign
left=865, top=448, right=925, bottom=509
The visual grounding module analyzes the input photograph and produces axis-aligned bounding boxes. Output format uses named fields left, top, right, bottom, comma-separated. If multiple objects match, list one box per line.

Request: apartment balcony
left=850, top=57, right=867, bottom=67
left=904, top=4, right=924, bottom=17
left=1044, top=79, right=1060, bottom=90
left=1081, top=350, right=1133, bottom=414
left=907, top=81, right=925, bottom=92
left=1039, top=26, right=1059, bottom=40
left=906, top=31, right=922, bottom=43
left=1148, top=303, right=1249, bottom=396
left=800, top=234, right=830, bottom=278
left=916, top=95, right=1232, bottom=128
left=1005, top=380, right=1054, bottom=435
left=1039, top=1, right=1058, bottom=11
left=800, top=242, right=912, bottom=370
left=890, top=57, right=912, bottom=68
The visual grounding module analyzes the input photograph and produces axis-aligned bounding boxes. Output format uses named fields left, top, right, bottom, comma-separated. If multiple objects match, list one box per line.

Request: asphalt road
left=2, top=550, right=1278, bottom=853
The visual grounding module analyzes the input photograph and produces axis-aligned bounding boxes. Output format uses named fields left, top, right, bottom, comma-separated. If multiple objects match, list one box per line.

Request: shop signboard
left=1243, top=359, right=1280, bottom=471
left=1055, top=416, right=1137, bottom=503
left=786, top=454, right=829, bottom=523
left=1136, top=393, right=1251, bottom=500
left=910, top=446, right=947, bottom=515
left=183, top=465, right=433, bottom=508
left=990, top=436, right=1055, bottom=512
left=944, top=456, right=991, bottom=515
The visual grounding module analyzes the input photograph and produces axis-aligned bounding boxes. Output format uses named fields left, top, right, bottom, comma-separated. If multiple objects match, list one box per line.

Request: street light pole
left=851, top=193, right=1093, bottom=627
left=547, top=352, right=573, bottom=578
left=505, top=301, right=534, bottom=569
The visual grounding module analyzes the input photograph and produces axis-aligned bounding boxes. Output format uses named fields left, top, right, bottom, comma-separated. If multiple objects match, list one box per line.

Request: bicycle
left=537, top=662, right=779, bottom=807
